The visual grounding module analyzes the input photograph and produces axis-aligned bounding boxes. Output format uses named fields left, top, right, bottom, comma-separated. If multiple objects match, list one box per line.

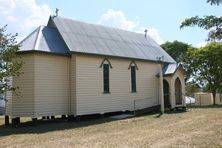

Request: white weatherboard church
left=5, top=15, right=186, bottom=122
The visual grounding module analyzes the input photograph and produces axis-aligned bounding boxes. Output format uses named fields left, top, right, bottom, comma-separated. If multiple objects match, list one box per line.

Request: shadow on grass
left=0, top=116, right=118, bottom=137
left=166, top=109, right=189, bottom=114
left=0, top=110, right=161, bottom=137
left=135, top=110, right=163, bottom=118
left=154, top=113, right=163, bottom=118
left=188, top=104, right=222, bottom=108
left=135, top=108, right=188, bottom=118
left=2, top=104, right=209, bottom=137
left=153, top=109, right=188, bottom=117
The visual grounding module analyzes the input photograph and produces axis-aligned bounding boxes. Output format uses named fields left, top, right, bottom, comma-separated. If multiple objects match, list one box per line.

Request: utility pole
left=157, top=56, right=164, bottom=113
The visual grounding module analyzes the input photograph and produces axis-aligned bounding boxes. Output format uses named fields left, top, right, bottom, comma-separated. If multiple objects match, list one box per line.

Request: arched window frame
left=175, top=77, right=182, bottom=105
left=100, top=58, right=113, bottom=69
left=129, top=61, right=138, bottom=93
left=128, top=60, right=139, bottom=70
left=100, top=58, right=112, bottom=93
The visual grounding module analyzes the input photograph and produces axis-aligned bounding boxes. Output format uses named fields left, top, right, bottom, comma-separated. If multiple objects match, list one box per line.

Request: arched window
left=100, top=58, right=113, bottom=68
left=100, top=58, right=112, bottom=93
left=175, top=77, right=182, bottom=105
left=129, top=61, right=138, bottom=92
left=163, top=79, right=170, bottom=107
left=128, top=61, right=139, bottom=70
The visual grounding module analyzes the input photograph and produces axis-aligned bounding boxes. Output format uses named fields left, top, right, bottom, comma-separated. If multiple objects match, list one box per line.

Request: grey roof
left=19, top=26, right=69, bottom=54
left=162, top=63, right=181, bottom=76
left=19, top=16, right=176, bottom=63
left=48, top=16, right=175, bottom=63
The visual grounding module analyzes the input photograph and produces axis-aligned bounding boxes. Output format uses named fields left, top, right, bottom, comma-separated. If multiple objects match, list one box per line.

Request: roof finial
left=144, top=29, right=148, bottom=38
left=55, top=8, right=59, bottom=17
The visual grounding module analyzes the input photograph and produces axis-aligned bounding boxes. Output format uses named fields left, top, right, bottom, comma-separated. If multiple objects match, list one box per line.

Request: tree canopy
left=185, top=42, right=222, bottom=104
left=180, top=0, right=222, bottom=41
left=185, top=81, right=200, bottom=97
left=161, top=40, right=191, bottom=63
left=161, top=40, right=192, bottom=80
left=0, top=25, right=23, bottom=98
left=180, top=16, right=222, bottom=42
left=207, top=0, right=222, bottom=5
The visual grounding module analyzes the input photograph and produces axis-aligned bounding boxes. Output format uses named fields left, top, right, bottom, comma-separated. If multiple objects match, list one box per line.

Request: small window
left=103, top=64, right=110, bottom=93
left=100, top=58, right=112, bottom=93
left=131, top=66, right=136, bottom=92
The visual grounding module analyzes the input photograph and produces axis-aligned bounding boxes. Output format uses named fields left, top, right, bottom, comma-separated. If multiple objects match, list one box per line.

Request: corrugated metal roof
left=162, top=63, right=180, bottom=75
left=49, top=16, right=175, bottom=63
left=19, top=16, right=176, bottom=63
left=19, top=26, right=69, bottom=55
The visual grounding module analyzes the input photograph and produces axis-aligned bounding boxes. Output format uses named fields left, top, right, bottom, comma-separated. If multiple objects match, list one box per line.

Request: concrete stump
left=32, top=118, right=38, bottom=125
left=68, top=115, right=74, bottom=121
left=5, top=115, right=9, bottom=125
left=12, top=117, right=20, bottom=127
left=61, top=115, right=66, bottom=119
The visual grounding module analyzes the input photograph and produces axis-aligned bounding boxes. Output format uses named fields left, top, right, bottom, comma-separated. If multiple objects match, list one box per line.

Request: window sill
left=131, top=91, right=137, bottom=93
left=103, top=92, right=110, bottom=94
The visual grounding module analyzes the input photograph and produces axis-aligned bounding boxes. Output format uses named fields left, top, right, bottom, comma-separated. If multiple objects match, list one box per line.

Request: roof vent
left=144, top=29, right=148, bottom=38
left=156, top=56, right=164, bottom=62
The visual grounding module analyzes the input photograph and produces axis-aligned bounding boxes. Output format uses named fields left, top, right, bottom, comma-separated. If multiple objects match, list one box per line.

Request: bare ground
left=0, top=107, right=222, bottom=148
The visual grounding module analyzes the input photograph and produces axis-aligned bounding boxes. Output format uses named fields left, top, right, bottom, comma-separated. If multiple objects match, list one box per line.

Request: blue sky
left=0, top=0, right=221, bottom=46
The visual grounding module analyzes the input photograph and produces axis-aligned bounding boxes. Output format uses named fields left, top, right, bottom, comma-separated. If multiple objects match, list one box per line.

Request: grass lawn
left=0, top=107, right=222, bottom=148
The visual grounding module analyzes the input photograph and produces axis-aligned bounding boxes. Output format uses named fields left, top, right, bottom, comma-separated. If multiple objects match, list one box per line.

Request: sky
left=0, top=0, right=221, bottom=47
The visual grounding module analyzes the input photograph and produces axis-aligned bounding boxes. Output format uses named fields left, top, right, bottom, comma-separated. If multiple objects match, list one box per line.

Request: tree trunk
left=212, top=91, right=216, bottom=105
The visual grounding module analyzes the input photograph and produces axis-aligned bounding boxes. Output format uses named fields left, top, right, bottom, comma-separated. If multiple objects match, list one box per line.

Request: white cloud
left=0, top=0, right=51, bottom=42
left=98, top=9, right=164, bottom=44
left=196, top=41, right=208, bottom=47
left=136, top=27, right=164, bottom=45
left=144, top=28, right=164, bottom=45
left=98, top=9, right=139, bottom=31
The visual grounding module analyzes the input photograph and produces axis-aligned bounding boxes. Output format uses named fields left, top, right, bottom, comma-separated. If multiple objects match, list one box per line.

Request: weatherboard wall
left=5, top=52, right=175, bottom=117
left=5, top=79, right=13, bottom=116
left=34, top=53, right=70, bottom=116
left=75, top=54, right=160, bottom=115
left=6, top=53, right=71, bottom=117
left=5, top=77, right=12, bottom=115
left=70, top=55, right=77, bottom=115
left=6, top=54, right=35, bottom=117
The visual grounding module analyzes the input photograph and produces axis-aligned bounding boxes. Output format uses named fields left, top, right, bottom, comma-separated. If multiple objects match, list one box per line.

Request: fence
left=194, top=92, right=222, bottom=106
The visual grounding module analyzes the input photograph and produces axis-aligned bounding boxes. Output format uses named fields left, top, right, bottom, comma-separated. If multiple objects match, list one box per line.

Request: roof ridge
left=19, top=26, right=41, bottom=46
left=33, top=26, right=43, bottom=50
left=19, top=25, right=70, bottom=55
left=53, top=16, right=154, bottom=39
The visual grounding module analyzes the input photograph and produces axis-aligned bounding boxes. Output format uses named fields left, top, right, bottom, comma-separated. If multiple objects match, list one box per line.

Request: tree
left=185, top=43, right=222, bottom=105
left=161, top=40, right=191, bottom=62
left=0, top=25, right=23, bottom=101
left=180, top=0, right=222, bottom=41
left=185, top=81, right=200, bottom=97
left=161, top=40, right=192, bottom=80
left=207, top=0, right=222, bottom=5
